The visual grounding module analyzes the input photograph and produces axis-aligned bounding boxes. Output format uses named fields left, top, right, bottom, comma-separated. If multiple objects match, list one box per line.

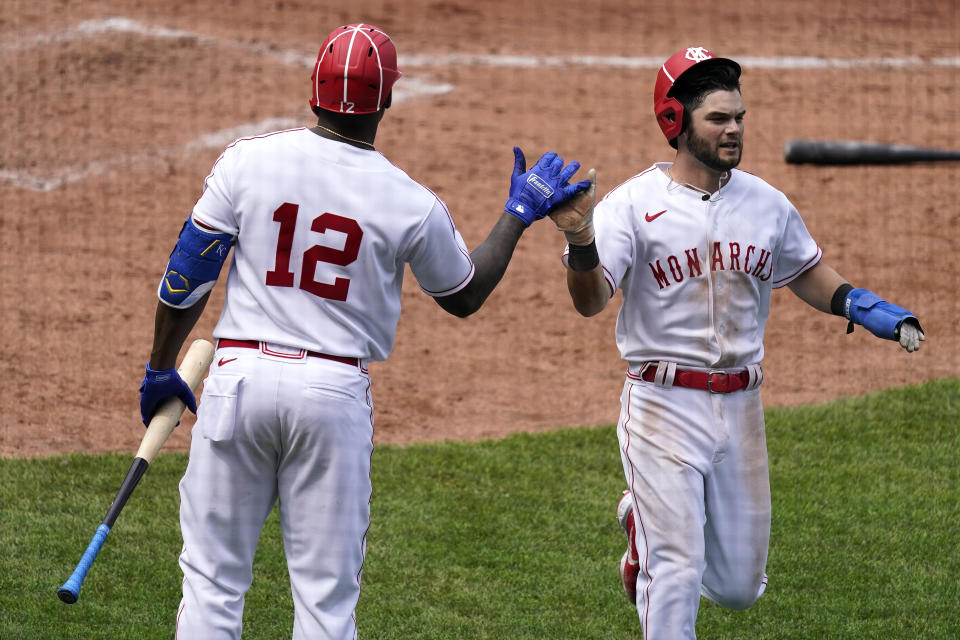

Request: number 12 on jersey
left=265, top=202, right=364, bottom=301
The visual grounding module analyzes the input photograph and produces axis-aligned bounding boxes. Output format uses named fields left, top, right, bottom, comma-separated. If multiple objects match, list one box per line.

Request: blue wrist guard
left=158, top=217, right=234, bottom=308
left=843, top=288, right=918, bottom=340
left=504, top=147, right=592, bottom=227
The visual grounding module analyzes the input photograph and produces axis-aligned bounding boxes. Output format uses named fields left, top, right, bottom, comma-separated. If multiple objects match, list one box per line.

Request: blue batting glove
left=504, top=147, right=593, bottom=226
left=139, top=363, right=197, bottom=427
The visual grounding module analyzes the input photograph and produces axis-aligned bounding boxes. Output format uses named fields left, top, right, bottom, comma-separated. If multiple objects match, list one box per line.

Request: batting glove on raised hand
left=139, top=363, right=198, bottom=427
left=505, top=147, right=592, bottom=227
left=550, top=167, right=597, bottom=246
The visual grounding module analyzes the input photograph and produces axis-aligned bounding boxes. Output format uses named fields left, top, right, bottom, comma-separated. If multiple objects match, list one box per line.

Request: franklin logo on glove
left=504, top=147, right=591, bottom=227
left=526, top=173, right=555, bottom=198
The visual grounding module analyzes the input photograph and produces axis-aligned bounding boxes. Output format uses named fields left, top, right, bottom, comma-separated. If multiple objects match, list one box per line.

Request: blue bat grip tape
left=58, top=523, right=111, bottom=603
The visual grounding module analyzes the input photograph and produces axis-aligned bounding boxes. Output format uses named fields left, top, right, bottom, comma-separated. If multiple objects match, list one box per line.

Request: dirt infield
left=1, top=1, right=957, bottom=457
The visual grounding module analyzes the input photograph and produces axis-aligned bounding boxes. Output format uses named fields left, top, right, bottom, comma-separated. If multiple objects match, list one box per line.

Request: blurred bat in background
left=784, top=139, right=960, bottom=165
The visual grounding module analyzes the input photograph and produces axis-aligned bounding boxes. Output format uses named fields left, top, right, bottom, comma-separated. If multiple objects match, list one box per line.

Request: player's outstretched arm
left=547, top=168, right=610, bottom=317
left=435, top=148, right=590, bottom=318
left=788, top=262, right=925, bottom=352
left=786, top=262, right=846, bottom=314
left=434, top=212, right=526, bottom=318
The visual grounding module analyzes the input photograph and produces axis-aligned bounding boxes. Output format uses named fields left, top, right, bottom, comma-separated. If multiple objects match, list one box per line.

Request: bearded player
left=548, top=47, right=924, bottom=639
left=136, top=24, right=589, bottom=639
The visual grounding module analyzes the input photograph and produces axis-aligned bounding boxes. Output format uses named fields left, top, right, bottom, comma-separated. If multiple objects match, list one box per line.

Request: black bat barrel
left=784, top=140, right=960, bottom=165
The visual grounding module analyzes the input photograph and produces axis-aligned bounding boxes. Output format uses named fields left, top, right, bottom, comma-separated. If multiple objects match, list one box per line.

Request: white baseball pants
left=617, top=374, right=770, bottom=639
left=175, top=345, right=374, bottom=640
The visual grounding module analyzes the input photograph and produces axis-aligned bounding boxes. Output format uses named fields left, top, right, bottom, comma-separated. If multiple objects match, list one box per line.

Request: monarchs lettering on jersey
left=648, top=241, right=773, bottom=290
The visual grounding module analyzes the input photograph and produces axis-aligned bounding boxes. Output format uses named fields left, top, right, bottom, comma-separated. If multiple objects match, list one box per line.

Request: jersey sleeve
left=771, top=204, right=822, bottom=288
left=191, top=141, right=241, bottom=235
left=591, top=196, right=634, bottom=295
left=403, top=197, right=475, bottom=297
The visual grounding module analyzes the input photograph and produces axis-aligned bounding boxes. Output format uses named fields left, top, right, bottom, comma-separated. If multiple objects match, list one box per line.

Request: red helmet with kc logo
left=310, top=24, right=402, bottom=115
left=654, top=46, right=741, bottom=144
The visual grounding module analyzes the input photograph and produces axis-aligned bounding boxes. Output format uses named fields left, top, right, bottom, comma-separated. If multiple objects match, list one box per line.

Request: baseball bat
left=784, top=139, right=960, bottom=165
left=57, top=338, right=214, bottom=605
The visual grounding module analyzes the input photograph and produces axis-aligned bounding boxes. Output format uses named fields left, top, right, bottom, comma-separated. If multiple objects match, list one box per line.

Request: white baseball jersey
left=592, top=163, right=821, bottom=369
left=176, top=128, right=476, bottom=639
left=191, top=127, right=475, bottom=361
left=599, top=163, right=819, bottom=638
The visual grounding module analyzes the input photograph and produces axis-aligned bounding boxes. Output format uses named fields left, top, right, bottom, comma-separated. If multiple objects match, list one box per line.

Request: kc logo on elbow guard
left=527, top=174, right=555, bottom=198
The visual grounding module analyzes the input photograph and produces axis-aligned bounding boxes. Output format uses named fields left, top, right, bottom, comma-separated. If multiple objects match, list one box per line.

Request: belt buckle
left=707, top=370, right=726, bottom=394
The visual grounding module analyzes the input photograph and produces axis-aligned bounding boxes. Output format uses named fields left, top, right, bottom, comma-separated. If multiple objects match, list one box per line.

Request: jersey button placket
left=707, top=201, right=723, bottom=352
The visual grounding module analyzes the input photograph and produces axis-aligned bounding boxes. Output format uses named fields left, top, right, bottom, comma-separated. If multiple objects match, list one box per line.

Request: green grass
left=1, top=378, right=957, bottom=639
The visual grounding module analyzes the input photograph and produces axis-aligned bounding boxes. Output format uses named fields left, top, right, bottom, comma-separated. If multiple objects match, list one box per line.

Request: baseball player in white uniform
left=136, top=24, right=589, bottom=640
left=548, top=47, right=925, bottom=639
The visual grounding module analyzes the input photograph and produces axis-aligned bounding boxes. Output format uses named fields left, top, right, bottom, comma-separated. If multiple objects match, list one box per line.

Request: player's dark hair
left=668, top=61, right=741, bottom=148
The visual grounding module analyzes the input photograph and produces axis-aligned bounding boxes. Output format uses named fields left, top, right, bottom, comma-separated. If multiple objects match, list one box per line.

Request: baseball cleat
left=617, top=490, right=639, bottom=605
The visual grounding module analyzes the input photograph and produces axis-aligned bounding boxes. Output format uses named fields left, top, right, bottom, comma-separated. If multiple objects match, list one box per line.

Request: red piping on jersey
left=381, top=162, right=461, bottom=238
left=772, top=246, right=822, bottom=288
left=422, top=262, right=476, bottom=296
left=194, top=127, right=308, bottom=209
left=621, top=382, right=655, bottom=635
left=600, top=165, right=660, bottom=204
left=587, top=165, right=654, bottom=298
left=560, top=249, right=616, bottom=298
left=422, top=185, right=473, bottom=265
left=175, top=580, right=186, bottom=638
left=192, top=217, right=221, bottom=232
left=353, top=375, right=375, bottom=639
left=419, top=185, right=457, bottom=231
left=382, top=173, right=474, bottom=285
left=600, top=265, right=616, bottom=298
left=411, top=184, right=475, bottom=294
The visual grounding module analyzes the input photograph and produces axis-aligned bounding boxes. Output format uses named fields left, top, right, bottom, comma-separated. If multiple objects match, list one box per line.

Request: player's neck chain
left=666, top=168, right=728, bottom=202
left=312, top=124, right=376, bottom=150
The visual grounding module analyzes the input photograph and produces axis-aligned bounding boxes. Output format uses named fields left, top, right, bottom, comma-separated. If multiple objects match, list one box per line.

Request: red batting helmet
left=654, top=47, right=741, bottom=144
left=310, top=23, right=402, bottom=115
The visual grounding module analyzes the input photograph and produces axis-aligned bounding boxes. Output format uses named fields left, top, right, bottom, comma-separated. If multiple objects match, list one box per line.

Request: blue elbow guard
left=843, top=288, right=917, bottom=341
left=158, top=218, right=234, bottom=308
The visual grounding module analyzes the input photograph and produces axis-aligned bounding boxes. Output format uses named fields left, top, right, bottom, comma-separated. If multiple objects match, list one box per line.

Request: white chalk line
left=2, top=75, right=453, bottom=192
left=2, top=18, right=455, bottom=192
left=6, top=18, right=959, bottom=69
left=0, top=117, right=304, bottom=192
left=400, top=53, right=960, bottom=70
left=4, top=17, right=959, bottom=191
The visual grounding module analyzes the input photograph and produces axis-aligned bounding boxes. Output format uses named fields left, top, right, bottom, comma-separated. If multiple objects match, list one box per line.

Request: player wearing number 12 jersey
left=195, top=127, right=474, bottom=362
left=136, top=23, right=589, bottom=640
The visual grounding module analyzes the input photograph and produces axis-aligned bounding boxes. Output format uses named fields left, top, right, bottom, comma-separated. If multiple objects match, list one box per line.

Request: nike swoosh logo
left=645, top=209, right=667, bottom=222
left=218, top=357, right=237, bottom=367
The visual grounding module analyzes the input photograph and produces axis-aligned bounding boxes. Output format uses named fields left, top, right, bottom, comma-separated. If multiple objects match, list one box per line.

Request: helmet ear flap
left=655, top=97, right=684, bottom=143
